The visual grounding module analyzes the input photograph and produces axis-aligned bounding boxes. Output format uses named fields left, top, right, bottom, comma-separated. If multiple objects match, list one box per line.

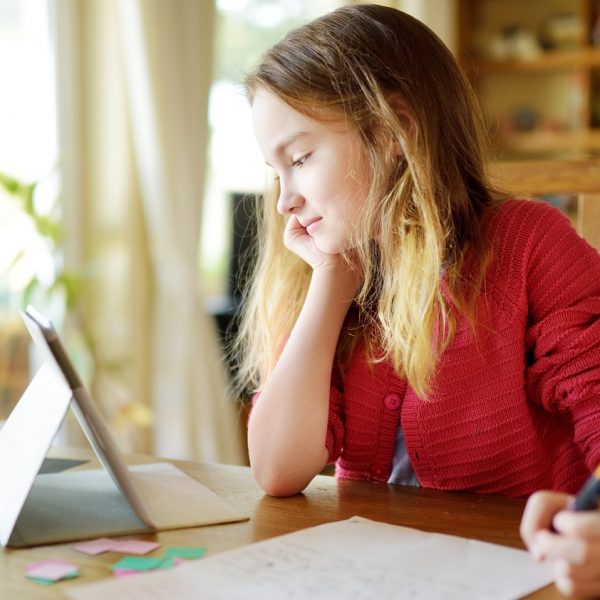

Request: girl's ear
left=386, top=93, right=414, bottom=157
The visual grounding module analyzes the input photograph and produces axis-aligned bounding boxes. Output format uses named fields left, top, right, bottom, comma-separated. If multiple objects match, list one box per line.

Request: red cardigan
left=326, top=199, right=600, bottom=496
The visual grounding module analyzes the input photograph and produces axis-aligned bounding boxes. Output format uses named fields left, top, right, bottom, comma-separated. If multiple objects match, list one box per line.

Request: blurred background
left=1, top=0, right=599, bottom=465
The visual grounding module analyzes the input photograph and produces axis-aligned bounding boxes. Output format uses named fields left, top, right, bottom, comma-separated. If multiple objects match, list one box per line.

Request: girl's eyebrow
left=265, top=131, right=309, bottom=166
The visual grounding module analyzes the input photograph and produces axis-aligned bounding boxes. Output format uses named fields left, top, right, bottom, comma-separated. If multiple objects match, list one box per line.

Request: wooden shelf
left=502, top=129, right=600, bottom=153
left=456, top=1, right=600, bottom=247
left=475, top=47, right=600, bottom=73
left=458, top=0, right=600, bottom=158
left=490, top=157, right=600, bottom=194
left=489, top=158, right=600, bottom=252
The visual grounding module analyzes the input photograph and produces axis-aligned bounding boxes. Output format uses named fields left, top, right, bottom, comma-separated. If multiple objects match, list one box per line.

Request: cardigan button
left=383, top=393, right=401, bottom=410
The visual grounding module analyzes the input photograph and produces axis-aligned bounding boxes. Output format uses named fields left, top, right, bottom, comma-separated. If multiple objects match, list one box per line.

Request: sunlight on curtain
left=51, top=0, right=148, bottom=449
left=118, top=0, right=245, bottom=463
left=51, top=0, right=245, bottom=462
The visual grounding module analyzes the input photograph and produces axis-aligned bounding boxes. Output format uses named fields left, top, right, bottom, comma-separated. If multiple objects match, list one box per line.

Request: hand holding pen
left=570, top=466, right=600, bottom=512
left=520, top=466, right=600, bottom=598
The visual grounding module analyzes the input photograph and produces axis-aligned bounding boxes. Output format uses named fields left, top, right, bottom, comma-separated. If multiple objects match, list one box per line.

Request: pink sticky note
left=113, top=569, right=143, bottom=578
left=71, top=538, right=116, bottom=556
left=26, top=560, right=79, bottom=581
left=110, top=540, right=161, bottom=555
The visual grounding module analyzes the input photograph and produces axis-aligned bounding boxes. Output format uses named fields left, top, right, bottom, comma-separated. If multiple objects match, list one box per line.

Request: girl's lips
left=305, top=218, right=322, bottom=235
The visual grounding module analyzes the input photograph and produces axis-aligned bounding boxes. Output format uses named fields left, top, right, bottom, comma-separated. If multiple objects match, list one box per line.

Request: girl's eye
left=292, top=153, right=310, bottom=168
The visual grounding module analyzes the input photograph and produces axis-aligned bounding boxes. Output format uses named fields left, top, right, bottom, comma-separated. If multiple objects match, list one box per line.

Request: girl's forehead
left=252, top=89, right=314, bottom=128
left=252, top=88, right=353, bottom=141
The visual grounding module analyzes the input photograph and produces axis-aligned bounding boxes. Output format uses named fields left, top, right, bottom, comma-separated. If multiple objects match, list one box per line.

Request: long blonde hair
left=233, top=5, right=500, bottom=399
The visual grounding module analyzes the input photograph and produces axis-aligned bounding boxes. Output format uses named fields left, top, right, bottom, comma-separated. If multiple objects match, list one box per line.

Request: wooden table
left=0, top=448, right=562, bottom=599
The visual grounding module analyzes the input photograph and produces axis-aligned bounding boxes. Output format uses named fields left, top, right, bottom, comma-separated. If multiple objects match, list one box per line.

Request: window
left=0, top=0, right=58, bottom=312
left=0, top=0, right=58, bottom=420
left=201, top=0, right=343, bottom=303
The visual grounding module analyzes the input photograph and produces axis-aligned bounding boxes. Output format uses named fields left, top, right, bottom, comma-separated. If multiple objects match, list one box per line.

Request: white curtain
left=399, top=0, right=457, bottom=51
left=52, top=0, right=245, bottom=464
left=357, top=1, right=457, bottom=52
left=117, top=0, right=245, bottom=464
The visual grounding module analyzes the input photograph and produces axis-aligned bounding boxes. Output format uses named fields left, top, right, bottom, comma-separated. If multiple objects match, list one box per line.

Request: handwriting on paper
left=66, top=517, right=553, bottom=600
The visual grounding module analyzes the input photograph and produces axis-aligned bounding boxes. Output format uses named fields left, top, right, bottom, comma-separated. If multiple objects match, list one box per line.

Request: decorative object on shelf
left=539, top=12, right=585, bottom=50
left=470, top=25, right=542, bottom=61
left=458, top=0, right=600, bottom=158
left=501, top=24, right=543, bottom=60
left=512, top=106, right=539, bottom=131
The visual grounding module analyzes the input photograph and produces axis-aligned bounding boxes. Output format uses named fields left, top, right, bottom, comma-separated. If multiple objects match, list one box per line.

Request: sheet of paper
left=66, top=516, right=553, bottom=600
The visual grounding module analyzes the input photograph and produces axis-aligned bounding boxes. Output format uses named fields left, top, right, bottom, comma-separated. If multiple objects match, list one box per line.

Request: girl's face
left=252, top=88, right=371, bottom=255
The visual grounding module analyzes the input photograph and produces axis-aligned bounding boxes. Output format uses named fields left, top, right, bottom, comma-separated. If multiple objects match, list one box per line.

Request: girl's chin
left=314, top=240, right=348, bottom=256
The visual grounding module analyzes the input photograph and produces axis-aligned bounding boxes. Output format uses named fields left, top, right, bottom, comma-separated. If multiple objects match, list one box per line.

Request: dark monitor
left=228, top=192, right=259, bottom=307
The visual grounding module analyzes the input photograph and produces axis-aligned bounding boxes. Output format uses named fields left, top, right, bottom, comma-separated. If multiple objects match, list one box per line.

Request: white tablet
left=22, top=305, right=154, bottom=527
left=0, top=306, right=247, bottom=546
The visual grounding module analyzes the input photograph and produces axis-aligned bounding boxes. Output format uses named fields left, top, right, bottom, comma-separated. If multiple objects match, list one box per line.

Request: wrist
left=311, top=262, right=361, bottom=304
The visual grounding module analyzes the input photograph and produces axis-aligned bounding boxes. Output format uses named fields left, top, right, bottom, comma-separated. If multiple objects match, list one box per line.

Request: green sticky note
left=111, top=556, right=167, bottom=572
left=164, top=547, right=207, bottom=560
left=157, top=557, right=176, bottom=569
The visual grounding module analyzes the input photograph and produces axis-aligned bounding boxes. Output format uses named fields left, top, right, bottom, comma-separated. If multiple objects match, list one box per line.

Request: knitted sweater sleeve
left=522, top=201, right=600, bottom=470
left=249, top=367, right=345, bottom=464
left=325, top=367, right=345, bottom=463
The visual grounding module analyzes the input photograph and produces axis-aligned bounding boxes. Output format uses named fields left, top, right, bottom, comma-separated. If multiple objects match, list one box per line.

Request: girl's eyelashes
left=269, top=153, right=311, bottom=181
left=292, top=153, right=311, bottom=168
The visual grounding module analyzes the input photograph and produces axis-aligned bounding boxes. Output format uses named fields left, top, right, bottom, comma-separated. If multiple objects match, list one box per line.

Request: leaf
left=22, top=182, right=36, bottom=215
left=7, top=249, right=26, bottom=272
left=32, top=215, right=61, bottom=245
left=51, top=272, right=82, bottom=309
left=0, top=172, right=23, bottom=196
left=21, top=277, right=40, bottom=308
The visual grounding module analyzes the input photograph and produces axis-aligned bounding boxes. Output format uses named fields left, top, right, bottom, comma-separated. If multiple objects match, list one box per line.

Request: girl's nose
left=277, top=183, right=304, bottom=215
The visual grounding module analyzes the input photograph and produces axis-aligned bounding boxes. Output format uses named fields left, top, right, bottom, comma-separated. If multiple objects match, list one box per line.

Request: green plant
left=0, top=171, right=153, bottom=432
left=0, top=171, right=82, bottom=311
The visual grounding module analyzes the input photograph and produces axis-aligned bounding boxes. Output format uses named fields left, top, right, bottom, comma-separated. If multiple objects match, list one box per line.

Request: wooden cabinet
left=457, top=0, right=600, bottom=159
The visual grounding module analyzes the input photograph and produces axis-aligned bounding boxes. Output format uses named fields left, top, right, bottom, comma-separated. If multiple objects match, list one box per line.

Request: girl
left=236, top=5, right=600, bottom=596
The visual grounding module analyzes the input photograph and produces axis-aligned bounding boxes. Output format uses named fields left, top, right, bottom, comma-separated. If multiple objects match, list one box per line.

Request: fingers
left=554, top=510, right=600, bottom=539
left=282, top=216, right=343, bottom=271
left=552, top=557, right=600, bottom=599
left=553, top=553, right=600, bottom=581
left=520, top=491, right=600, bottom=598
left=520, top=491, right=573, bottom=547
left=533, top=527, right=600, bottom=598
left=283, top=215, right=306, bottom=243
left=282, top=216, right=319, bottom=264
left=533, top=529, right=586, bottom=564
